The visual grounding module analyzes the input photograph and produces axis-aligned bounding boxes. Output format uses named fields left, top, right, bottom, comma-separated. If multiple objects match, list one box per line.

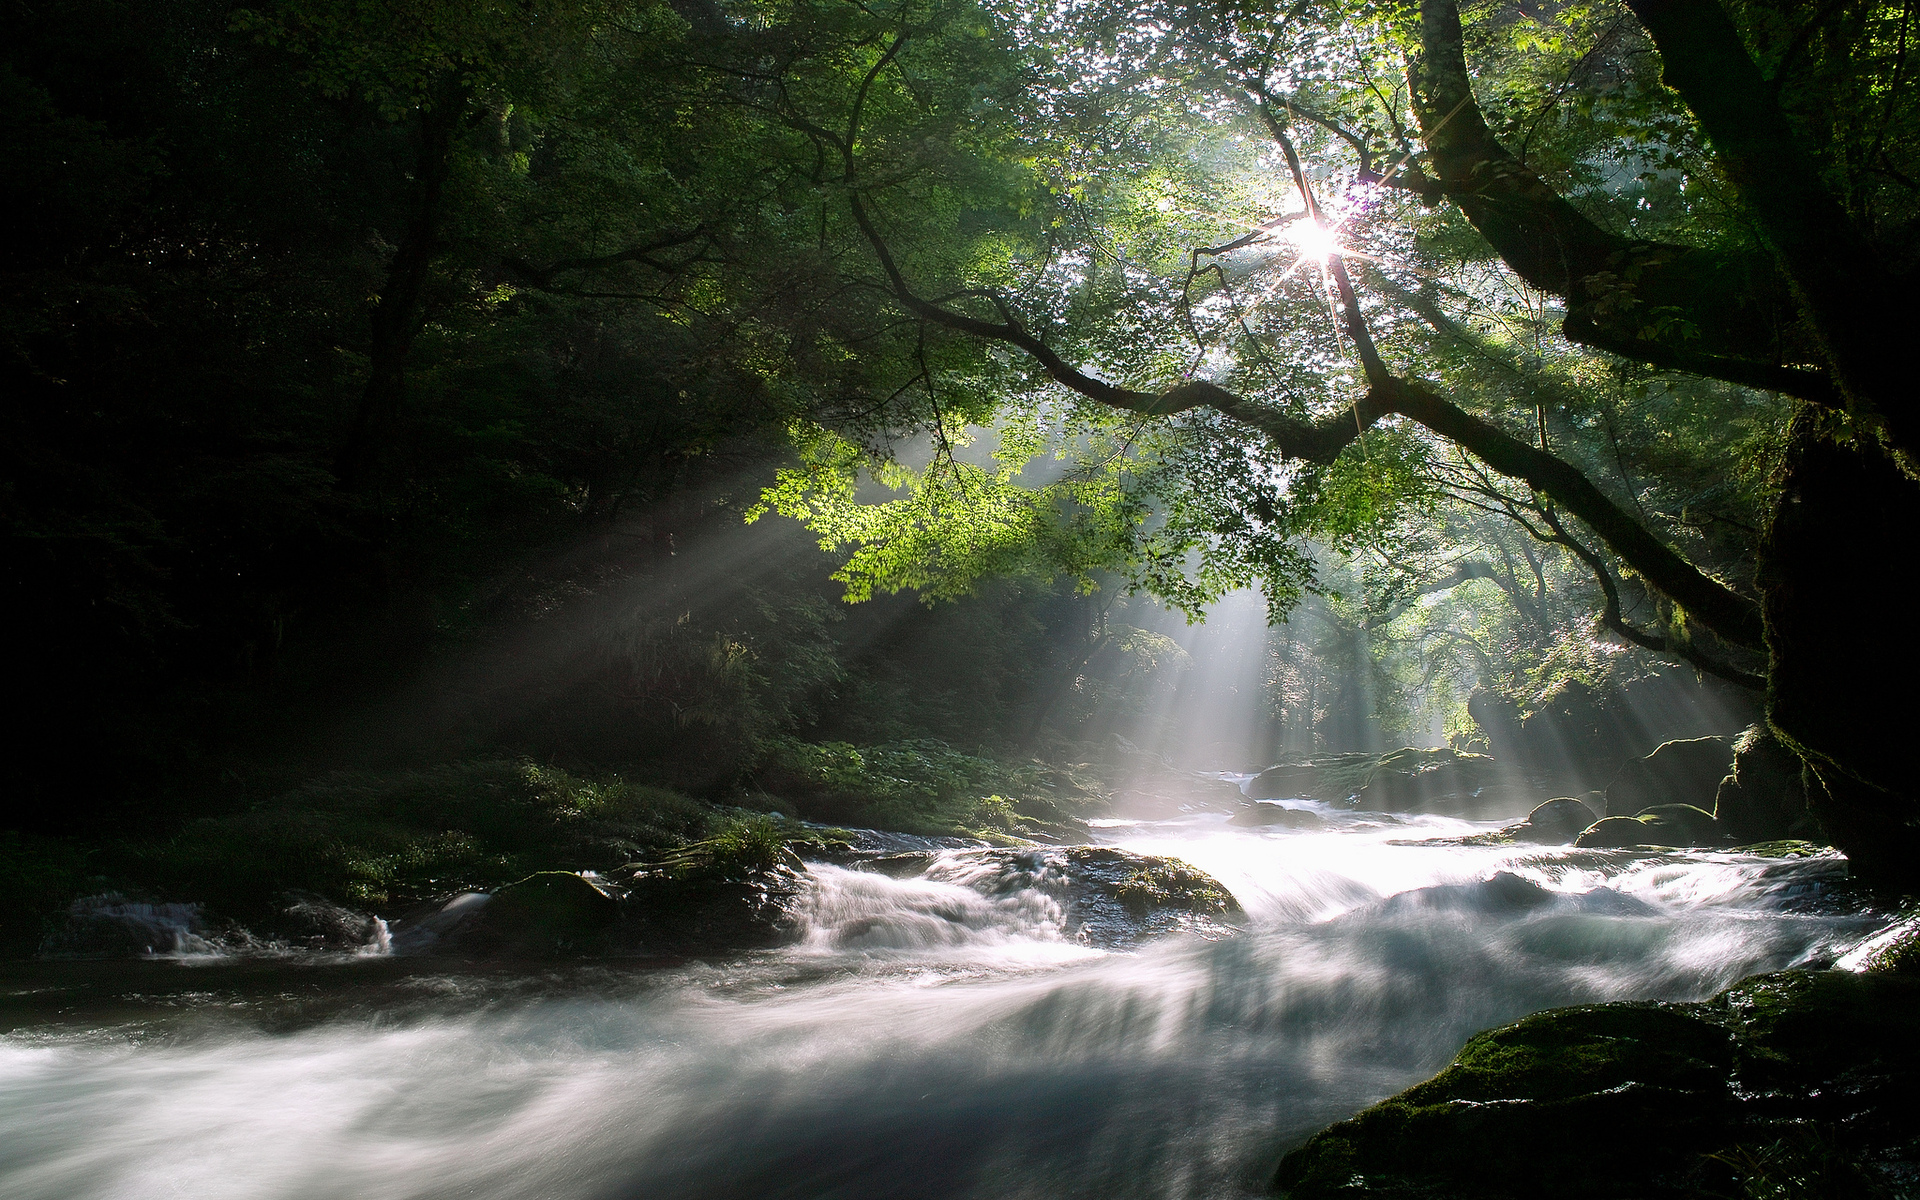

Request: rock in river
left=1230, top=802, right=1325, bottom=829
left=1509, top=797, right=1598, bottom=844
left=1574, top=804, right=1725, bottom=849
left=1272, top=966, right=1920, bottom=1198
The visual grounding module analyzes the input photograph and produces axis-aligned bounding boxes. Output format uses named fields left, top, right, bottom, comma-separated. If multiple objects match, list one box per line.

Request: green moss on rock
left=1272, top=968, right=1920, bottom=1198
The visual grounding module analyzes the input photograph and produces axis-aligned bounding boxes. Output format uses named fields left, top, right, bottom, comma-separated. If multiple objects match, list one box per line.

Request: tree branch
left=1540, top=507, right=1765, bottom=689
left=1619, top=0, right=1916, bottom=453
left=1405, top=0, right=1818, bottom=404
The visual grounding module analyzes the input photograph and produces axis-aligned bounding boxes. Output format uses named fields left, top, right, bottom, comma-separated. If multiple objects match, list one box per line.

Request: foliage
left=109, top=760, right=715, bottom=910
left=758, top=736, right=1095, bottom=839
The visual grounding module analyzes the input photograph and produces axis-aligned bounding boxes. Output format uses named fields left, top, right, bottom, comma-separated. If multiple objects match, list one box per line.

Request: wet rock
left=619, top=867, right=805, bottom=953
left=38, top=893, right=225, bottom=957
left=1246, top=761, right=1342, bottom=801
left=1575, top=804, right=1725, bottom=849
left=1107, top=772, right=1245, bottom=819
left=1510, top=797, right=1598, bottom=844
left=271, top=892, right=386, bottom=952
left=1273, top=968, right=1920, bottom=1199
left=1574, top=815, right=1656, bottom=848
left=1713, top=725, right=1817, bottom=845
left=1604, top=735, right=1736, bottom=817
left=424, top=871, right=624, bottom=958
left=1250, top=748, right=1521, bottom=818
left=1229, top=802, right=1324, bottom=829
left=1360, top=871, right=1654, bottom=920
left=1838, top=914, right=1920, bottom=975
left=387, top=892, right=495, bottom=955
left=910, top=845, right=1242, bottom=949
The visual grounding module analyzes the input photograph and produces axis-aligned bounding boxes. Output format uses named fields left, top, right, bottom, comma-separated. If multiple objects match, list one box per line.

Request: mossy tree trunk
left=1759, top=415, right=1920, bottom=894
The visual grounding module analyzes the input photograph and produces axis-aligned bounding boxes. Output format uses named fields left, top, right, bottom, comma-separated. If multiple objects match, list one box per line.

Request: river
left=0, top=808, right=1880, bottom=1199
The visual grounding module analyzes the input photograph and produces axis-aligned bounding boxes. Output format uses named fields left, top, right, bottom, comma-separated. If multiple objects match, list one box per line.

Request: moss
left=102, top=760, right=720, bottom=918
left=757, top=738, right=1092, bottom=840
left=1273, top=969, right=1920, bottom=1199
left=632, top=814, right=854, bottom=882
left=1104, top=856, right=1239, bottom=916
left=1734, top=840, right=1831, bottom=859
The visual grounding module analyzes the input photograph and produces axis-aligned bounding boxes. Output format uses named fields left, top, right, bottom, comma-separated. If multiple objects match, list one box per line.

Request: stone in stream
left=403, top=870, right=624, bottom=957
left=1272, top=966, right=1920, bottom=1199
left=1230, top=802, right=1325, bottom=829
left=1002, top=845, right=1243, bottom=947
left=1713, top=725, right=1818, bottom=844
left=1604, top=735, right=1737, bottom=817
left=1574, top=804, right=1726, bottom=849
left=1509, top=797, right=1598, bottom=844
left=830, top=844, right=1243, bottom=949
left=1248, top=748, right=1524, bottom=818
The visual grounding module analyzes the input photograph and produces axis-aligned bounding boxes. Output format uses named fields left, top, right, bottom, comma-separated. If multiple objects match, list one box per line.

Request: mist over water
left=0, top=813, right=1879, bottom=1200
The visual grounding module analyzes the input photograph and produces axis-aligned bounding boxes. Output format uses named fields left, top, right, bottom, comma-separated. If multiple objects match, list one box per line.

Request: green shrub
left=759, top=738, right=1068, bottom=838
left=110, top=760, right=719, bottom=914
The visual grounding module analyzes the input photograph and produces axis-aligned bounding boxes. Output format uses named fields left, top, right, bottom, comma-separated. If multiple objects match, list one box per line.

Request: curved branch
left=1405, top=0, right=1820, bottom=404
left=1387, top=378, right=1764, bottom=648
left=1619, top=0, right=1915, bottom=451
left=830, top=34, right=1764, bottom=652
left=1539, top=507, right=1765, bottom=690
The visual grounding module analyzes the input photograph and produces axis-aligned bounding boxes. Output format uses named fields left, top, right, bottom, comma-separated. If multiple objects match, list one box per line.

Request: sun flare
left=1284, top=217, right=1343, bottom=262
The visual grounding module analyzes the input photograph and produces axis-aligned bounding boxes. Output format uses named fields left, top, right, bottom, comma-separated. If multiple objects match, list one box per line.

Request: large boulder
left=404, top=871, right=623, bottom=957
left=1510, top=797, right=1598, bottom=844
left=1574, top=804, right=1725, bottom=849
left=1274, top=968, right=1920, bottom=1199
left=1604, top=736, right=1737, bottom=817
left=813, top=845, right=1242, bottom=950
left=1251, top=748, right=1518, bottom=817
left=38, top=893, right=226, bottom=957
left=1247, top=754, right=1379, bottom=802
left=1230, top=802, right=1324, bottom=829
left=1713, top=725, right=1817, bottom=845
left=619, top=867, right=805, bottom=953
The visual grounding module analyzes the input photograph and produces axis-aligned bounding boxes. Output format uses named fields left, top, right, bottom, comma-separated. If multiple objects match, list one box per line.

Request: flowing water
left=0, top=809, right=1885, bottom=1200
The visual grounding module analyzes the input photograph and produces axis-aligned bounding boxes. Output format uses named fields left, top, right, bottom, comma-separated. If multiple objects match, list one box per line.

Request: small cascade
left=39, top=894, right=225, bottom=958
left=357, top=917, right=392, bottom=956
left=790, top=860, right=1076, bottom=956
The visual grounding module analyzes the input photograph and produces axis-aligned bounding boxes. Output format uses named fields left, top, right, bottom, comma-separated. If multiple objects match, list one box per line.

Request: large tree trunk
left=1759, top=412, right=1920, bottom=894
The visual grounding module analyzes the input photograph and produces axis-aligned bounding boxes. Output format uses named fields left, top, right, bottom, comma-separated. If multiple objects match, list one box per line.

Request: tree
left=724, top=0, right=1918, bottom=889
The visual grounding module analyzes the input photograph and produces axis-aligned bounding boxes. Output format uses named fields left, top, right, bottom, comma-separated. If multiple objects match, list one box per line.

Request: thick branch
left=1386, top=379, right=1765, bottom=648
left=1620, top=0, right=1915, bottom=451
left=1540, top=507, right=1765, bottom=690
left=1364, top=559, right=1499, bottom=628
left=1406, top=0, right=1816, bottom=400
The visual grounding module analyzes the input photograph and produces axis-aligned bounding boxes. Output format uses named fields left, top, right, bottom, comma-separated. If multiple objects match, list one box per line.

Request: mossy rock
left=1272, top=969, right=1920, bottom=1198
left=1230, top=803, right=1325, bottom=829
left=1732, top=839, right=1830, bottom=859
left=1604, top=736, right=1735, bottom=818
left=456, top=871, right=621, bottom=957
left=1510, top=797, right=1597, bottom=844
left=1572, top=814, right=1655, bottom=848
left=1573, top=804, right=1722, bottom=849
left=1836, top=913, right=1920, bottom=976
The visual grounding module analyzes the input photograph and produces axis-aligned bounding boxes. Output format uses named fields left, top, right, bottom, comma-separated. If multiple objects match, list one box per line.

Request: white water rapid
left=0, top=810, right=1883, bottom=1200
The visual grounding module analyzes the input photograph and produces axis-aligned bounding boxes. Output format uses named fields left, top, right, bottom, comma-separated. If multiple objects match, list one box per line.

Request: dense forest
left=3, top=0, right=1918, bottom=1195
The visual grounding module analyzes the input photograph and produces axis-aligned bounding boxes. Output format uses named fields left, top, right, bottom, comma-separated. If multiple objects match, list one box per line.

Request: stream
left=0, top=809, right=1882, bottom=1200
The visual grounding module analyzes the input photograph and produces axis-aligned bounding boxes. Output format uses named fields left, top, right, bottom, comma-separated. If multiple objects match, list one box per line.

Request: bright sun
left=1284, top=218, right=1343, bottom=262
